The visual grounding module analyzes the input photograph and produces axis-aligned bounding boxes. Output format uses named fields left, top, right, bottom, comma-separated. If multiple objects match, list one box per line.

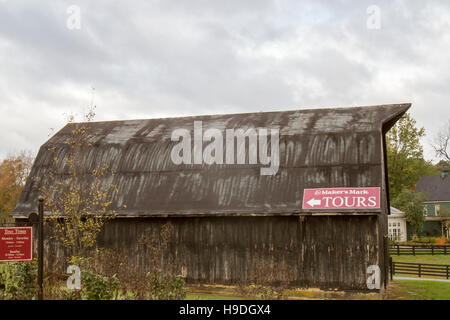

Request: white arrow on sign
left=307, top=198, right=321, bottom=207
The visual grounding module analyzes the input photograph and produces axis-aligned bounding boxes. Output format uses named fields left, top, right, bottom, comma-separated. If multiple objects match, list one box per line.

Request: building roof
left=389, top=206, right=405, bottom=217
left=415, top=175, right=450, bottom=201
left=12, top=103, right=410, bottom=218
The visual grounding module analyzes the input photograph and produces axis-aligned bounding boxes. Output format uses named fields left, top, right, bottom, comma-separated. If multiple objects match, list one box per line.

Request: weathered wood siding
left=94, top=215, right=380, bottom=290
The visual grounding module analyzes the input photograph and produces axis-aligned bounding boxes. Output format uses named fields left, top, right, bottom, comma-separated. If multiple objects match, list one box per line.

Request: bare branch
left=432, top=119, right=450, bottom=161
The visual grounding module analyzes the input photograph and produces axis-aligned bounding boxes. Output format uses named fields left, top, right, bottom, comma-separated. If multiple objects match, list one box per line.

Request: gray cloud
left=1, top=0, right=449, bottom=161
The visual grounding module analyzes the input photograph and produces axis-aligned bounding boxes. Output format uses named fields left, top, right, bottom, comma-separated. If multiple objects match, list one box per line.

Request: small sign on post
left=0, top=227, right=33, bottom=262
left=302, top=187, right=381, bottom=210
left=37, top=197, right=44, bottom=300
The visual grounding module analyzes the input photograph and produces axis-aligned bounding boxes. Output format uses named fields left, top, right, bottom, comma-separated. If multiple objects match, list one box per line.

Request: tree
left=436, top=160, right=450, bottom=170
left=37, top=107, right=120, bottom=258
left=0, top=151, right=33, bottom=222
left=391, top=189, right=427, bottom=238
left=432, top=120, right=450, bottom=161
left=386, top=113, right=437, bottom=200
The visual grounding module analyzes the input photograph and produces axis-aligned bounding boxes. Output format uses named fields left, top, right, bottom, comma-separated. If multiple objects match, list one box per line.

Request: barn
left=11, top=103, right=410, bottom=292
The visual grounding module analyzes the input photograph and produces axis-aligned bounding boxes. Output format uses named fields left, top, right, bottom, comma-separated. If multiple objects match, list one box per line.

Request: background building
left=415, top=169, right=450, bottom=238
left=388, top=206, right=407, bottom=242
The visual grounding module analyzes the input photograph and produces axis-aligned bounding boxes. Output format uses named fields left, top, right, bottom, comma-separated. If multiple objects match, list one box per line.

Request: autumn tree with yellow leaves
left=0, top=151, right=33, bottom=223
left=37, top=108, right=120, bottom=259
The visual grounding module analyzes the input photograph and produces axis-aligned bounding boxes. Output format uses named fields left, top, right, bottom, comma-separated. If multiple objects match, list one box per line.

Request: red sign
left=302, top=187, right=381, bottom=210
left=0, top=227, right=33, bottom=262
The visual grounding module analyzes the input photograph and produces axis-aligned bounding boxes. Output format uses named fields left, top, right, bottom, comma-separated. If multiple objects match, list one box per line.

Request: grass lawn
left=391, top=254, right=450, bottom=265
left=385, top=279, right=450, bottom=300
left=391, top=254, right=450, bottom=280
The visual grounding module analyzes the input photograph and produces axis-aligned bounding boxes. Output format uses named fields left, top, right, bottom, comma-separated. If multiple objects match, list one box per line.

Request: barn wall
left=94, top=215, right=380, bottom=291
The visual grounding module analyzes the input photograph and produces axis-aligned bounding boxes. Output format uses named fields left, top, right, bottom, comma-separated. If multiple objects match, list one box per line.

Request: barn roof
left=12, top=103, right=410, bottom=218
left=415, top=174, right=450, bottom=201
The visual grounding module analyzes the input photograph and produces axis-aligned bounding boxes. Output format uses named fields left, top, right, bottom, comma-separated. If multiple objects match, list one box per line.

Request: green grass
left=391, top=254, right=450, bottom=265
left=387, top=279, right=450, bottom=300
left=391, top=254, right=450, bottom=280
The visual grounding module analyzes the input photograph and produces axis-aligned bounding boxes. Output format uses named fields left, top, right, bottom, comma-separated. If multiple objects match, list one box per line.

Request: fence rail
left=390, top=261, right=450, bottom=280
left=389, top=245, right=450, bottom=256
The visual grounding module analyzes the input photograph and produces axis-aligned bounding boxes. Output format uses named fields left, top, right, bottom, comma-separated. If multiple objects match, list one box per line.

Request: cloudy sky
left=1, top=0, right=449, bottom=161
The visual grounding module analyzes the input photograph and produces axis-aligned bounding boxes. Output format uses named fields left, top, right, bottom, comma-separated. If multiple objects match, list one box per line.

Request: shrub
left=404, top=237, right=450, bottom=246
left=235, top=256, right=294, bottom=300
left=43, top=272, right=83, bottom=300
left=389, top=239, right=399, bottom=246
left=146, top=270, right=186, bottom=300
left=80, top=270, right=120, bottom=300
left=60, top=248, right=186, bottom=300
left=0, top=260, right=37, bottom=300
left=60, top=288, right=83, bottom=300
left=36, top=221, right=185, bottom=300
left=411, top=237, right=437, bottom=245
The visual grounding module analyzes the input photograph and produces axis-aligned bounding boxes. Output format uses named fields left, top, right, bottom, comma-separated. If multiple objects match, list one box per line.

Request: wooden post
left=413, top=245, right=415, bottom=256
left=38, top=197, right=44, bottom=300
left=397, top=245, right=400, bottom=256
left=390, top=257, right=393, bottom=281
left=418, top=264, right=421, bottom=278
left=432, top=246, right=434, bottom=255
left=447, top=265, right=449, bottom=280
left=445, top=246, right=447, bottom=255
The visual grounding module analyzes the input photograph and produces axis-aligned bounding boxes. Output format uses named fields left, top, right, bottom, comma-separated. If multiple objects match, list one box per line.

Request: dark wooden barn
left=11, top=103, right=410, bottom=292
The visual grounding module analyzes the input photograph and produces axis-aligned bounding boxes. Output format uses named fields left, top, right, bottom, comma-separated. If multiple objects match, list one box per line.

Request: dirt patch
left=382, top=282, right=404, bottom=300
left=187, top=284, right=381, bottom=300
